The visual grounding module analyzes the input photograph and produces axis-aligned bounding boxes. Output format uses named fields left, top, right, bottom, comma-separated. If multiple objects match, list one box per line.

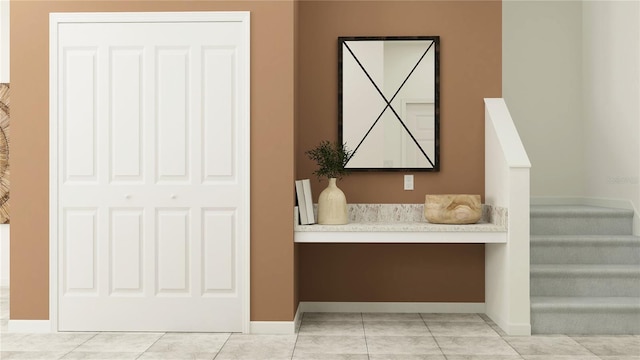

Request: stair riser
left=531, top=276, right=640, bottom=297
left=531, top=310, right=640, bottom=334
left=531, top=245, right=640, bottom=264
left=531, top=217, right=633, bottom=235
left=530, top=205, right=639, bottom=335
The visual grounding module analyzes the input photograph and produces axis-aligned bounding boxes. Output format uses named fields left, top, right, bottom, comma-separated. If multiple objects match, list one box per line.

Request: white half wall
left=503, top=0, right=584, bottom=197
left=484, top=99, right=532, bottom=336
left=583, top=0, right=640, bottom=234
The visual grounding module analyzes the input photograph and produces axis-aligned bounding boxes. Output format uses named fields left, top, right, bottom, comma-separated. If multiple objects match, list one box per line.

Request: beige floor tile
left=293, top=354, right=369, bottom=360
left=572, top=336, right=640, bottom=356
left=294, top=335, right=368, bottom=355
left=446, top=356, right=524, bottom=360
left=60, top=352, right=141, bottom=360
left=1, top=333, right=96, bottom=352
left=303, top=313, right=362, bottom=322
left=138, top=351, right=216, bottom=360
left=0, top=351, right=68, bottom=359
left=420, top=314, right=485, bottom=323
left=486, top=322, right=508, bottom=336
left=364, top=321, right=429, bottom=336
left=504, top=335, right=595, bottom=356
left=362, top=313, right=423, bottom=322
left=73, top=333, right=163, bottom=353
left=215, top=334, right=296, bottom=360
left=427, top=321, right=500, bottom=337
left=435, top=336, right=520, bottom=356
left=144, top=332, right=229, bottom=353
left=299, top=321, right=365, bottom=336
left=365, top=335, right=441, bottom=355
left=368, top=356, right=446, bottom=360
left=521, top=356, right=599, bottom=360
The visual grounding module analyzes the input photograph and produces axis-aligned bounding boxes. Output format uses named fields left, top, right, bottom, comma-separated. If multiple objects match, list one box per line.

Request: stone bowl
left=424, top=194, right=482, bottom=224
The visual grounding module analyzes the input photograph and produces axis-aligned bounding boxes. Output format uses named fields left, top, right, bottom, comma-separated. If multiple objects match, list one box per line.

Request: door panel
left=110, top=209, right=143, bottom=294
left=63, top=209, right=97, bottom=293
left=53, top=15, right=249, bottom=332
left=110, top=48, right=143, bottom=182
left=64, top=48, right=97, bottom=181
left=203, top=47, right=235, bottom=180
left=156, top=47, right=189, bottom=181
left=156, top=209, right=190, bottom=294
left=202, top=209, right=235, bottom=292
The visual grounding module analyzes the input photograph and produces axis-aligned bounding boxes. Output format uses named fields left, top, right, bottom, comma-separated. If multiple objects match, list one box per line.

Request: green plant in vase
left=305, top=141, right=353, bottom=225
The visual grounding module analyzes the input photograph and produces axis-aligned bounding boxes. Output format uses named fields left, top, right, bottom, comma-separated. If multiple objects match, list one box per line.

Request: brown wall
left=10, top=0, right=295, bottom=321
left=296, top=1, right=501, bottom=302
left=298, top=244, right=485, bottom=302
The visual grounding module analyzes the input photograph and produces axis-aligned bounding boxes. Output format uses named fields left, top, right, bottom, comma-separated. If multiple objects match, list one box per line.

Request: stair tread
left=531, top=205, right=634, bottom=217
left=531, top=235, right=640, bottom=243
left=532, top=234, right=640, bottom=240
left=530, top=204, right=639, bottom=334
left=531, top=264, right=640, bottom=274
left=532, top=296, right=640, bottom=309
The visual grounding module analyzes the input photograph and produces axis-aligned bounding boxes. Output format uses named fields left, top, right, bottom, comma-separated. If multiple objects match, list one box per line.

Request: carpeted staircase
left=530, top=205, right=640, bottom=334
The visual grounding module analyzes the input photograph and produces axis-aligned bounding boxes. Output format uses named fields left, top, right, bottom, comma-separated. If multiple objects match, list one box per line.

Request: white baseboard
left=504, top=322, right=532, bottom=336
left=249, top=306, right=302, bottom=335
left=298, top=301, right=485, bottom=314
left=8, top=320, right=52, bottom=333
left=485, top=311, right=531, bottom=336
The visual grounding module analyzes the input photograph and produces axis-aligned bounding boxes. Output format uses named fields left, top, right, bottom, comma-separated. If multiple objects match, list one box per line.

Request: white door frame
left=49, top=11, right=251, bottom=333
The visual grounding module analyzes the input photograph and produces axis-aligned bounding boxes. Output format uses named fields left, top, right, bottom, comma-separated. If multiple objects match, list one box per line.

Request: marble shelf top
left=296, top=220, right=505, bottom=232
left=295, top=204, right=508, bottom=233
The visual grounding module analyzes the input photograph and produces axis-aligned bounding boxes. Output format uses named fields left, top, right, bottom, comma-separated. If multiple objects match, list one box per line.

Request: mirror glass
left=339, top=36, right=439, bottom=171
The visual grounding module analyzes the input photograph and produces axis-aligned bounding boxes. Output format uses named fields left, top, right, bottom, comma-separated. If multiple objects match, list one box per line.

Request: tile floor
left=1, top=287, right=639, bottom=360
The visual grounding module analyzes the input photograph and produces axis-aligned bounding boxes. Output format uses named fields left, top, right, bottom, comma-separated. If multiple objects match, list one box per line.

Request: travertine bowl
left=424, top=194, right=482, bottom=224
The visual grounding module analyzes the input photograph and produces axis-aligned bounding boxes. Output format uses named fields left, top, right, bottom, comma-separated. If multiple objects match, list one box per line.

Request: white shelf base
left=294, top=230, right=507, bottom=243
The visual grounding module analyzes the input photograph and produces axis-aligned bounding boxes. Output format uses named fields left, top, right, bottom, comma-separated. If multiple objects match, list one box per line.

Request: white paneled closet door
left=50, top=13, right=250, bottom=332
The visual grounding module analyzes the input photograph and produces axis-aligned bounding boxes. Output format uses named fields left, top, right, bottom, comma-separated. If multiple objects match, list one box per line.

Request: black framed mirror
left=339, top=36, right=439, bottom=171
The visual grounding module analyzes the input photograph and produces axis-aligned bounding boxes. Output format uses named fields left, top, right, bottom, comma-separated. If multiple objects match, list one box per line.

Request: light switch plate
left=404, top=175, right=414, bottom=190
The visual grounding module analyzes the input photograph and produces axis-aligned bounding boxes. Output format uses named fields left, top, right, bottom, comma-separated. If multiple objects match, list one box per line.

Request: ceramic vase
left=318, top=178, right=348, bottom=224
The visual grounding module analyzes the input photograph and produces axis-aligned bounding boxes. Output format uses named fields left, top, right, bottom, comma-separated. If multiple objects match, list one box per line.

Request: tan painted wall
left=11, top=0, right=500, bottom=320
left=10, top=0, right=295, bottom=321
left=296, top=1, right=501, bottom=302
left=293, top=0, right=301, bottom=314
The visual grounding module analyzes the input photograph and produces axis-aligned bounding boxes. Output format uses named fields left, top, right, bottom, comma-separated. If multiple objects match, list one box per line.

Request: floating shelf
left=294, top=204, right=507, bottom=244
